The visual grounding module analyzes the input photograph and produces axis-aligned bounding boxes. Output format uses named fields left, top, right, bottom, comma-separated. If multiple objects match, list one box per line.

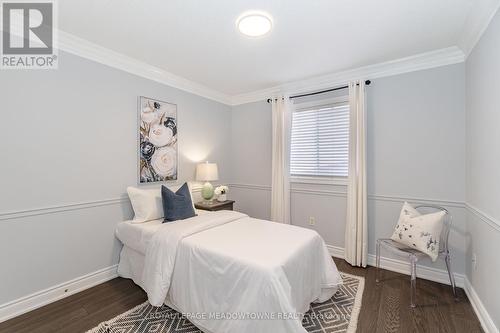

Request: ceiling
left=59, top=0, right=494, bottom=97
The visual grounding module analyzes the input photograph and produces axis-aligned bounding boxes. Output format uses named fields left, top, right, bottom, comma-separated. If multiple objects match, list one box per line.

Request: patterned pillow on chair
left=390, top=202, right=446, bottom=261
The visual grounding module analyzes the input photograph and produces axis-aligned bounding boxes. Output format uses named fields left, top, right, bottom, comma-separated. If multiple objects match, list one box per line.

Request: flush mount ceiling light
left=236, top=11, right=273, bottom=37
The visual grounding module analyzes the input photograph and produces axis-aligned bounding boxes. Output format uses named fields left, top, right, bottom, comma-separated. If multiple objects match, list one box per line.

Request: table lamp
left=196, top=162, right=219, bottom=202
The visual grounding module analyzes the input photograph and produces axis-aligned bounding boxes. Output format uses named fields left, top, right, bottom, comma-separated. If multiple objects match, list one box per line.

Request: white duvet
left=143, top=210, right=342, bottom=333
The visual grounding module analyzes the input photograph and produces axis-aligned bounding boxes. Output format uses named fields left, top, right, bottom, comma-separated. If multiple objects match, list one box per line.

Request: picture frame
left=137, top=96, right=178, bottom=183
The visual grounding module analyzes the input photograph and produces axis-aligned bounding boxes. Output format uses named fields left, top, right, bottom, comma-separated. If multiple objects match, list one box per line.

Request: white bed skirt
left=117, top=245, right=147, bottom=289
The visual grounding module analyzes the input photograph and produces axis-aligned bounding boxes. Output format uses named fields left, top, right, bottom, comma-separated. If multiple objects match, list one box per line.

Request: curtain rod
left=266, top=80, right=371, bottom=103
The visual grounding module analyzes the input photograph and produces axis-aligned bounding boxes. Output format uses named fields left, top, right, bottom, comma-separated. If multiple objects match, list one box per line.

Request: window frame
left=290, top=96, right=350, bottom=186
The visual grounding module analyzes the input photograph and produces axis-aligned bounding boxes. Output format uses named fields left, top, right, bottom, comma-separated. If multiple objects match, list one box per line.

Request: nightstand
left=195, top=200, right=235, bottom=211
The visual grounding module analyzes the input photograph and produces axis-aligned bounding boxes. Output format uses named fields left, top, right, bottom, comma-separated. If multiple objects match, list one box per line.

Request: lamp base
left=201, top=182, right=214, bottom=202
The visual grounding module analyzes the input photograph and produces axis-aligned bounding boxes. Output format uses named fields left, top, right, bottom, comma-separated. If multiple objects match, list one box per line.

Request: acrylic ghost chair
left=375, top=205, right=458, bottom=308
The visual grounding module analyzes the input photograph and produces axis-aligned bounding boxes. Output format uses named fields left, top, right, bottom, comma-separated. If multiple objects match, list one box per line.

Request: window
left=290, top=99, right=349, bottom=179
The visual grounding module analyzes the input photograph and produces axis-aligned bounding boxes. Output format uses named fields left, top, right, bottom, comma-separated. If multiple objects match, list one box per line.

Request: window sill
left=290, top=176, right=348, bottom=186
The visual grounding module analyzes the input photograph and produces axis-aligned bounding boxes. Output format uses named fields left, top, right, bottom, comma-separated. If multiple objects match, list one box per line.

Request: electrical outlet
left=309, top=217, right=315, bottom=226
left=472, top=253, right=477, bottom=271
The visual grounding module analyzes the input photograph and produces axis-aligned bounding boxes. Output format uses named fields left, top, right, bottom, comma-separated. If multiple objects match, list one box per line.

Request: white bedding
left=129, top=210, right=342, bottom=333
left=116, top=219, right=162, bottom=254
left=115, top=209, right=209, bottom=254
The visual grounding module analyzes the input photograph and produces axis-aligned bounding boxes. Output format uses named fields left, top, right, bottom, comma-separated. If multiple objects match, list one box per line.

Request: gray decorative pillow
left=390, top=202, right=446, bottom=262
left=161, top=183, right=196, bottom=222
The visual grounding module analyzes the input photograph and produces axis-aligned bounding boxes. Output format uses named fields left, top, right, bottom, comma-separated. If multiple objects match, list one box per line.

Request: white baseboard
left=464, top=277, right=499, bottom=333
left=327, top=245, right=346, bottom=259
left=326, top=245, right=465, bottom=288
left=0, top=265, right=118, bottom=323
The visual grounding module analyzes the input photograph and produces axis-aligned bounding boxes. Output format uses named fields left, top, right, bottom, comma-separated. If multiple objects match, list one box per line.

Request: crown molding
left=230, top=46, right=465, bottom=105
left=55, top=30, right=466, bottom=107
left=57, top=31, right=233, bottom=105
left=458, top=0, right=500, bottom=57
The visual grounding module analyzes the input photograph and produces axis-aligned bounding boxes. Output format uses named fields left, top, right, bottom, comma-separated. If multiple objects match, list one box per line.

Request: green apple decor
left=202, top=182, right=214, bottom=201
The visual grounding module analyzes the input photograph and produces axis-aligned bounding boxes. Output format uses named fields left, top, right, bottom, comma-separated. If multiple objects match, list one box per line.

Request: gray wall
left=229, top=101, right=272, bottom=220
left=0, top=51, right=232, bottom=304
left=230, top=64, right=466, bottom=274
left=367, top=64, right=466, bottom=273
left=465, top=8, right=500, bottom=328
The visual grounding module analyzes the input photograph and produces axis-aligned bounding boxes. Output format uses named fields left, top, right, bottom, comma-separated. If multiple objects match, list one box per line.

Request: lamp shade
left=196, top=162, right=219, bottom=181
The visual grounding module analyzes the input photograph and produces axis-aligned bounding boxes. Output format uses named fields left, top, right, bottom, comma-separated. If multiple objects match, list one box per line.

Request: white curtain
left=271, top=97, right=292, bottom=224
left=345, top=81, right=368, bottom=267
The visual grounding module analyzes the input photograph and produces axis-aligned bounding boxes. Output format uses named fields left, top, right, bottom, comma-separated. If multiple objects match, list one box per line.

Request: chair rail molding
left=465, top=203, right=500, bottom=232
left=368, top=194, right=465, bottom=208
left=229, top=182, right=466, bottom=208
left=0, top=186, right=203, bottom=222
left=0, top=197, right=128, bottom=222
left=228, top=183, right=271, bottom=191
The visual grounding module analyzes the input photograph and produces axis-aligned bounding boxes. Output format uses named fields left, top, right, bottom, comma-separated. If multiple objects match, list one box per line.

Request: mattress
left=115, top=209, right=209, bottom=255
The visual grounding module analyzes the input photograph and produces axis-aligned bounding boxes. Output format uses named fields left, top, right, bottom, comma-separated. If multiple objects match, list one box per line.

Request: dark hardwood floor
left=0, top=258, right=482, bottom=333
left=334, top=259, right=482, bottom=333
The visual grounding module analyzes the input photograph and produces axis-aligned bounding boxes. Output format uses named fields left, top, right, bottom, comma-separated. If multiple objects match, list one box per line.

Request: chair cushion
left=161, top=183, right=196, bottom=222
left=390, top=202, right=446, bottom=262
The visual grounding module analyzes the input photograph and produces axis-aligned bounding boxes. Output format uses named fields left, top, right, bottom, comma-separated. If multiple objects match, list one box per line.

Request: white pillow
left=127, top=182, right=196, bottom=223
left=390, top=202, right=446, bottom=262
left=127, top=187, right=163, bottom=223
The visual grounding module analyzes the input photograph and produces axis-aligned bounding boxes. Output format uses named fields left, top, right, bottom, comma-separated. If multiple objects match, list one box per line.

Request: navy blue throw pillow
left=161, top=183, right=196, bottom=222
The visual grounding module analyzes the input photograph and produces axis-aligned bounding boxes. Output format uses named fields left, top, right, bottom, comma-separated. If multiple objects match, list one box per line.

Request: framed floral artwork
left=138, top=96, right=177, bottom=183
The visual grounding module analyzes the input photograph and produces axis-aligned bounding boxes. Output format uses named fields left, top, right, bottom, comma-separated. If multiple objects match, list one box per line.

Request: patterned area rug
left=87, top=272, right=364, bottom=333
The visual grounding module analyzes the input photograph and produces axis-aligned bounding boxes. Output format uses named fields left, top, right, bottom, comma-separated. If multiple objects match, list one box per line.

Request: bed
left=116, top=210, right=342, bottom=333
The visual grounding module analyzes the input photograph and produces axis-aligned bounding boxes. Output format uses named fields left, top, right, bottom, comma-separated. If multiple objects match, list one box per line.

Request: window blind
left=290, top=103, right=349, bottom=178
